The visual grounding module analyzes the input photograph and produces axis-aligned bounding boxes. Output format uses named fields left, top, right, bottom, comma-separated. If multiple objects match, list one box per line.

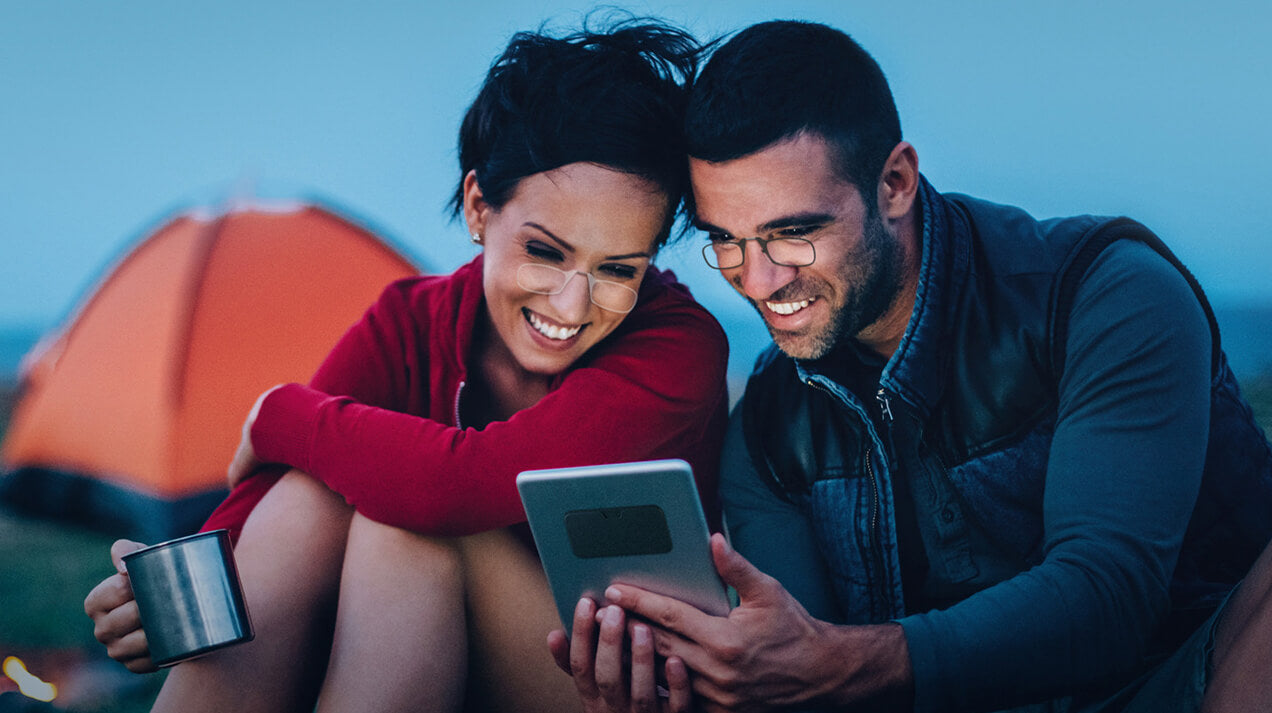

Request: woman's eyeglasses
left=516, top=263, right=640, bottom=313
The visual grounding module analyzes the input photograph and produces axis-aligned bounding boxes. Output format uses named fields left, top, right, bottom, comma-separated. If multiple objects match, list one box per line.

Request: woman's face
left=465, top=162, right=670, bottom=376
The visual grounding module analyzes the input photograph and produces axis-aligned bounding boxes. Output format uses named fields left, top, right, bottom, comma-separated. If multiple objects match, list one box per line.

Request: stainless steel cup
left=122, top=529, right=254, bottom=667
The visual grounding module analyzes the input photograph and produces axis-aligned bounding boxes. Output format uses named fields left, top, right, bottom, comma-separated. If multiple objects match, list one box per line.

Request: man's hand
left=605, top=534, right=914, bottom=712
left=84, top=539, right=156, bottom=673
left=549, top=597, right=693, bottom=713
left=227, top=385, right=283, bottom=488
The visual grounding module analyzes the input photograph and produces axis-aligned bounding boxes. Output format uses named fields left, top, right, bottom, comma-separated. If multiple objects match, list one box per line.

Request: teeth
left=527, top=311, right=581, bottom=340
left=765, top=298, right=814, bottom=316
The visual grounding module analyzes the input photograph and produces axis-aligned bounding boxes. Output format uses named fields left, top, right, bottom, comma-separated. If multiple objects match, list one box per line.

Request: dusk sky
left=3, top=1, right=1269, bottom=375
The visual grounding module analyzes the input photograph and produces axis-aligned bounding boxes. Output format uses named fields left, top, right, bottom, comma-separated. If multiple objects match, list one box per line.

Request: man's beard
left=759, top=213, right=906, bottom=360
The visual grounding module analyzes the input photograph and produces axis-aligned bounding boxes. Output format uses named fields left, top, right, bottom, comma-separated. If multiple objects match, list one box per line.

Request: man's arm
left=898, top=240, right=1213, bottom=711
left=604, top=534, right=913, bottom=712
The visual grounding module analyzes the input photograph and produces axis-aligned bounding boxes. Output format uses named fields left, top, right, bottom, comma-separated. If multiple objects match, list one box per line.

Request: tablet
left=516, top=458, right=730, bottom=634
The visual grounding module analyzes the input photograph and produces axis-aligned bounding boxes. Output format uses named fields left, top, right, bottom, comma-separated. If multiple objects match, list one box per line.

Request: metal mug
left=122, top=529, right=254, bottom=667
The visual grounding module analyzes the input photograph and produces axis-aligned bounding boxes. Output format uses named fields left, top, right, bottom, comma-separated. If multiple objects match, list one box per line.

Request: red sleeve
left=249, top=285, right=728, bottom=537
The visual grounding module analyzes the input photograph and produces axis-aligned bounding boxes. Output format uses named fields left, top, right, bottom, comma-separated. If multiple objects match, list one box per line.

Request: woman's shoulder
left=369, top=256, right=484, bottom=320
left=596, top=265, right=729, bottom=375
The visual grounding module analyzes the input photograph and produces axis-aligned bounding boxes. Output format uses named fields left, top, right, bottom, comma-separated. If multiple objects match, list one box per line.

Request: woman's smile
left=523, top=307, right=585, bottom=343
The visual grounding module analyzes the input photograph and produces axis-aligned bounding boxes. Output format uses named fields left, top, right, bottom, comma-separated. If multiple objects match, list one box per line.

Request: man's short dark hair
left=686, top=20, right=901, bottom=195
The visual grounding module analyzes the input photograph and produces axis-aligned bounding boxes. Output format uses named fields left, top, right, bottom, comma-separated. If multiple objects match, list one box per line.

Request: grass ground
left=0, top=508, right=167, bottom=712
left=0, top=380, right=166, bottom=712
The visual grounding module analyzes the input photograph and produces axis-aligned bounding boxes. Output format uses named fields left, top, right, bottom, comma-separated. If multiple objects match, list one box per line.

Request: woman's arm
left=250, top=275, right=729, bottom=536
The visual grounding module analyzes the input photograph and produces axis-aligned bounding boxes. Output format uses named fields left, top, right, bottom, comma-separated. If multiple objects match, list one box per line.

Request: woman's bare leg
left=313, top=522, right=581, bottom=713
left=152, top=470, right=353, bottom=713
left=458, top=529, right=584, bottom=713
left=316, top=513, right=469, bottom=713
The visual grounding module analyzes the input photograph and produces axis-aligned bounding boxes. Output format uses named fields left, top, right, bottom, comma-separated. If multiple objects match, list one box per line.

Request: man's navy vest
left=741, top=181, right=1272, bottom=625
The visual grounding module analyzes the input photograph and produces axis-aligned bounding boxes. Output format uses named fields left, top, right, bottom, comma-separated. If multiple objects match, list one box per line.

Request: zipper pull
left=453, top=380, right=466, bottom=429
left=876, top=388, right=899, bottom=470
left=876, top=388, right=894, bottom=422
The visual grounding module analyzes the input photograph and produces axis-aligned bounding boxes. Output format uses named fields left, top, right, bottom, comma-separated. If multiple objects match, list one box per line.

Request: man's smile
left=765, top=297, right=816, bottom=316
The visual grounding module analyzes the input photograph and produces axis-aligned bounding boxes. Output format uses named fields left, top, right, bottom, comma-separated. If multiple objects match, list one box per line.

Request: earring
left=470, top=233, right=482, bottom=245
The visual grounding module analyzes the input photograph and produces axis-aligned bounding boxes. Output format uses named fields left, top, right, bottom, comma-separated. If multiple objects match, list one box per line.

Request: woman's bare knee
left=237, top=470, right=353, bottom=603
left=151, top=471, right=353, bottom=713
left=343, top=512, right=464, bottom=581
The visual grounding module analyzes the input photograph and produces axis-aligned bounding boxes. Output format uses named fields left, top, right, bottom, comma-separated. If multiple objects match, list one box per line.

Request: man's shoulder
left=941, top=191, right=1112, bottom=275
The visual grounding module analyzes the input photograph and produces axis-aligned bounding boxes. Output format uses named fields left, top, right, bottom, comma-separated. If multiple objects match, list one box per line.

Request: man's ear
left=462, top=170, right=492, bottom=238
left=876, top=142, right=919, bottom=222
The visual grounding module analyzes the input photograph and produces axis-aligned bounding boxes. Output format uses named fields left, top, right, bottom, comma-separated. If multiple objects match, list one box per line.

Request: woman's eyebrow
left=523, top=222, right=652, bottom=260
left=524, top=222, right=574, bottom=252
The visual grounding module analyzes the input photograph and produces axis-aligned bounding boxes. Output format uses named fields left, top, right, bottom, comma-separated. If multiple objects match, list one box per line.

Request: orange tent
left=0, top=202, right=420, bottom=541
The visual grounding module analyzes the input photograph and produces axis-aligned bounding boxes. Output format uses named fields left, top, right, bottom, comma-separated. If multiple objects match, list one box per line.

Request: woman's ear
left=462, top=170, right=491, bottom=239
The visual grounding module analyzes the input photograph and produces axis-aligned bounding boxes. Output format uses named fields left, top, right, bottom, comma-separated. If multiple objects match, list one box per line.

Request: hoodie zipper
left=453, top=380, right=466, bottom=429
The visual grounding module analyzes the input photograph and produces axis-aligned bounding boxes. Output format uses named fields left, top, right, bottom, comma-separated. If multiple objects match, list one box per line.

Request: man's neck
left=856, top=208, right=923, bottom=361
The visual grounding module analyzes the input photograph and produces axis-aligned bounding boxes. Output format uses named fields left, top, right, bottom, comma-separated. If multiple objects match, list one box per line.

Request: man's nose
left=547, top=271, right=591, bottom=323
left=734, top=241, right=797, bottom=301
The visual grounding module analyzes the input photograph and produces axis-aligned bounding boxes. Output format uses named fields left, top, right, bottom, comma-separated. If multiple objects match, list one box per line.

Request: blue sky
left=2, top=1, right=1269, bottom=375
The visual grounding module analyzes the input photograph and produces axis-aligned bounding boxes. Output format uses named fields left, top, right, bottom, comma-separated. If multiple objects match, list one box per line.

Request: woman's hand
left=84, top=539, right=155, bottom=673
left=549, top=597, right=693, bottom=713
left=227, top=385, right=284, bottom=488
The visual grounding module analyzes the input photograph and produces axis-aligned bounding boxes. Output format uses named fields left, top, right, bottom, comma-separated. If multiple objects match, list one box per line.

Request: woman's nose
left=548, top=271, right=591, bottom=323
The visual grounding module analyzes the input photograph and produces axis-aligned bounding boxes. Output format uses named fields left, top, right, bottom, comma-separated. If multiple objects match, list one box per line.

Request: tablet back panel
left=516, top=459, right=729, bottom=633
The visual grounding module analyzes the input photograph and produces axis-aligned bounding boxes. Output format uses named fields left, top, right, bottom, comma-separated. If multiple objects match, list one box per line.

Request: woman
left=84, top=19, right=727, bottom=713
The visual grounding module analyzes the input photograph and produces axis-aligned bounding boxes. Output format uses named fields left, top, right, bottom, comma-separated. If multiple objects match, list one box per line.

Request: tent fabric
left=0, top=202, right=420, bottom=541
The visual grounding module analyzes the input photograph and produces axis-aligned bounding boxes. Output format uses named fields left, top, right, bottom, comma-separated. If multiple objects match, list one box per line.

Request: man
left=552, top=20, right=1272, bottom=713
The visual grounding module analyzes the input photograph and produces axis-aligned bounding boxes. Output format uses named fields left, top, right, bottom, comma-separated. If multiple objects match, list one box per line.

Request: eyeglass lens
left=516, top=263, right=638, bottom=313
left=704, top=237, right=815, bottom=269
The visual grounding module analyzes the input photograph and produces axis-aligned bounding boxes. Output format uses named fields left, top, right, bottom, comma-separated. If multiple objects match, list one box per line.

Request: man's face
left=690, top=133, right=907, bottom=360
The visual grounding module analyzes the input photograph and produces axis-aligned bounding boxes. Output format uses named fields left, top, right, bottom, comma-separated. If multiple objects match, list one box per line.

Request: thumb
left=546, top=629, right=573, bottom=676
left=710, top=533, right=773, bottom=603
left=110, top=539, right=148, bottom=575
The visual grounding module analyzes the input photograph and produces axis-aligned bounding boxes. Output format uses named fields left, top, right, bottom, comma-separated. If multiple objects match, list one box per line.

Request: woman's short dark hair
left=451, top=17, right=700, bottom=246
left=686, top=21, right=901, bottom=197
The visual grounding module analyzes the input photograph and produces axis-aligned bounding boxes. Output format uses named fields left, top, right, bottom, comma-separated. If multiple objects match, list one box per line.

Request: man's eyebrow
left=524, top=222, right=653, bottom=260
left=692, top=212, right=836, bottom=237
left=691, top=217, right=727, bottom=235
left=755, top=212, right=836, bottom=234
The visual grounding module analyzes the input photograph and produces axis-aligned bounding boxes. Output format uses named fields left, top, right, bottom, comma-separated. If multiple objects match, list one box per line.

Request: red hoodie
left=202, top=255, right=728, bottom=541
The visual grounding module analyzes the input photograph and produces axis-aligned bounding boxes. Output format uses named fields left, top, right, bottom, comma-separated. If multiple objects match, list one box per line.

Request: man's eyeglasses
left=516, top=263, right=640, bottom=314
left=701, top=235, right=816, bottom=270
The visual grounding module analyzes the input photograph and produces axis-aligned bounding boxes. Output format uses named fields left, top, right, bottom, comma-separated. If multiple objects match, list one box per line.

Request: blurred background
left=2, top=0, right=1269, bottom=709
